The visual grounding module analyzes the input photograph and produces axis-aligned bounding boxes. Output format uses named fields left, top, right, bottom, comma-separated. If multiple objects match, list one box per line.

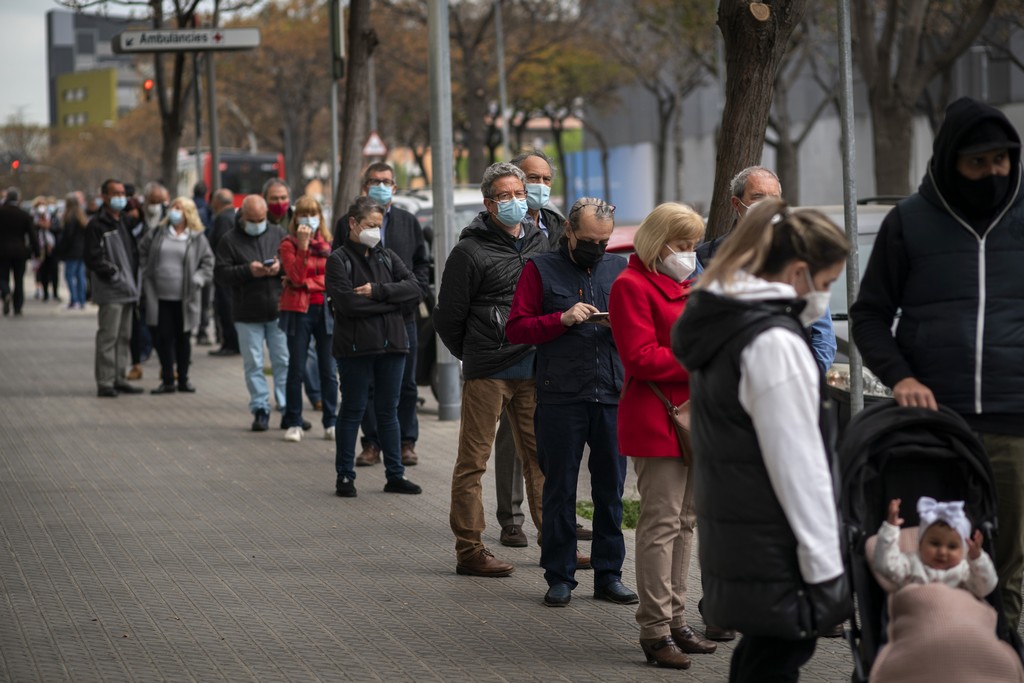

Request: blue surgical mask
left=244, top=220, right=268, bottom=236
left=298, top=216, right=320, bottom=230
left=495, top=197, right=528, bottom=227
left=526, top=183, right=550, bottom=211
left=168, top=209, right=184, bottom=226
left=367, top=184, right=392, bottom=207
left=109, top=196, right=127, bottom=212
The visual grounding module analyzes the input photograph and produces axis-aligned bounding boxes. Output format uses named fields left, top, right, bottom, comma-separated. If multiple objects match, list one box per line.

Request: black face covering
left=952, top=173, right=1011, bottom=218
left=570, top=238, right=605, bottom=268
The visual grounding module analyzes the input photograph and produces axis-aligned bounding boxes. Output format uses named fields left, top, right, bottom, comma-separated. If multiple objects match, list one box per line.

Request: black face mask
left=953, top=173, right=1010, bottom=218
left=570, top=238, right=606, bottom=268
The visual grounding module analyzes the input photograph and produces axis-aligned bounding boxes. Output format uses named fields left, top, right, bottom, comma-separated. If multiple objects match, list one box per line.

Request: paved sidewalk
left=1, top=297, right=855, bottom=681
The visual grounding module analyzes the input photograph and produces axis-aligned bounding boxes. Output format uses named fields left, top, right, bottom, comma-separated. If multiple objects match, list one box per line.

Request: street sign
left=362, top=132, right=388, bottom=157
left=112, top=28, right=260, bottom=54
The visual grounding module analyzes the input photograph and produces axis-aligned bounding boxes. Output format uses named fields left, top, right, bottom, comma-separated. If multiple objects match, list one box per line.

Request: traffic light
left=143, top=78, right=154, bottom=101
left=10, top=159, right=19, bottom=172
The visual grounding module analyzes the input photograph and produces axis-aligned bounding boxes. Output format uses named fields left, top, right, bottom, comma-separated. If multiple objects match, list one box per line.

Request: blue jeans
left=305, top=341, right=323, bottom=405
left=64, top=259, right=87, bottom=306
left=282, top=306, right=337, bottom=429
left=235, top=319, right=289, bottom=414
left=335, top=353, right=406, bottom=483
left=536, top=401, right=626, bottom=589
left=359, top=320, right=420, bottom=447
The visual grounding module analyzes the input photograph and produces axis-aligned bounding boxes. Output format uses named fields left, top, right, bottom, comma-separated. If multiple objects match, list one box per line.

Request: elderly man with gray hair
left=433, top=162, right=548, bottom=578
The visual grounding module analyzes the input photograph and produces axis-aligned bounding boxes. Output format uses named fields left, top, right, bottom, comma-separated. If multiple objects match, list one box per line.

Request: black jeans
left=152, top=299, right=191, bottom=386
left=0, top=257, right=27, bottom=313
left=729, top=635, right=817, bottom=683
left=212, top=284, right=239, bottom=351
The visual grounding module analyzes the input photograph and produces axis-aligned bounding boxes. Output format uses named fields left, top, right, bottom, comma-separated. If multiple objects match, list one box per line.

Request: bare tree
left=706, top=0, right=808, bottom=240
left=333, top=0, right=375, bottom=219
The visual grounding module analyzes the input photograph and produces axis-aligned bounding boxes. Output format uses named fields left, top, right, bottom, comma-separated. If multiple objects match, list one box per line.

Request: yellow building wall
left=56, top=69, right=117, bottom=129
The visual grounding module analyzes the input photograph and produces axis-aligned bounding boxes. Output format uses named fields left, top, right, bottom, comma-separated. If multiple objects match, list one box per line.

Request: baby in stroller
left=872, top=496, right=996, bottom=599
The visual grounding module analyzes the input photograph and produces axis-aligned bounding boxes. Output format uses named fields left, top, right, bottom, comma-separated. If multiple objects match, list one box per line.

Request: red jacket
left=609, top=254, right=692, bottom=458
left=278, top=234, right=330, bottom=313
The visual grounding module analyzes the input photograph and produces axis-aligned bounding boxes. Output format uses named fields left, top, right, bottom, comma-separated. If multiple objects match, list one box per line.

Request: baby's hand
left=967, top=529, right=983, bottom=560
left=887, top=498, right=904, bottom=527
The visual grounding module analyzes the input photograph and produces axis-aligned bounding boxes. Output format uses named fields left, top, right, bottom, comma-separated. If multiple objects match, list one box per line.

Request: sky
left=1, top=0, right=57, bottom=126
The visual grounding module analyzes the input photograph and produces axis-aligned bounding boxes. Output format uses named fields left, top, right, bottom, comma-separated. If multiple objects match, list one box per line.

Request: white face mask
left=658, top=247, right=697, bottom=282
left=800, top=268, right=831, bottom=326
left=358, top=227, right=381, bottom=248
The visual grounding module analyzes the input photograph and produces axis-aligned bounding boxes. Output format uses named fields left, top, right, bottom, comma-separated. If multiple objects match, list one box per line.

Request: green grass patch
left=577, top=499, right=640, bottom=530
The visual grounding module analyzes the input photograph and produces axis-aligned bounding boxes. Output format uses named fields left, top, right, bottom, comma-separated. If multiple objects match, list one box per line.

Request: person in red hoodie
left=278, top=195, right=337, bottom=443
left=608, top=202, right=714, bottom=670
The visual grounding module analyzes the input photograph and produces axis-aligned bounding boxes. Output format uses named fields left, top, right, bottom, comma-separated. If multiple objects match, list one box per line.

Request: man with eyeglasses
left=506, top=197, right=636, bottom=607
left=333, top=162, right=430, bottom=468
left=434, top=162, right=548, bottom=577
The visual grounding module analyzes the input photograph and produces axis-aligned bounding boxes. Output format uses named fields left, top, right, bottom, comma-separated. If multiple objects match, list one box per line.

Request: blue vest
left=531, top=250, right=626, bottom=405
left=895, top=188, right=1024, bottom=415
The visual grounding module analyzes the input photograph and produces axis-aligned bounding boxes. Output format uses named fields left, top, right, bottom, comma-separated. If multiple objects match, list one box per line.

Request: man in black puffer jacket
left=852, top=97, right=1024, bottom=630
left=434, top=162, right=546, bottom=578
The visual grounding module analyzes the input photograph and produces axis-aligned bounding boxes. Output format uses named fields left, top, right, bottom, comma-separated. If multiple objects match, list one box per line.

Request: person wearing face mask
left=505, top=197, right=632, bottom=607
left=84, top=179, right=145, bottom=398
left=214, top=194, right=290, bottom=432
left=433, top=162, right=548, bottom=578
left=278, top=196, right=338, bottom=443
left=332, top=163, right=430, bottom=468
left=140, top=182, right=170, bottom=238
left=139, top=196, right=214, bottom=394
left=673, top=199, right=850, bottom=681
left=326, top=196, right=422, bottom=497
left=851, top=97, right=1024, bottom=633
left=607, top=203, right=716, bottom=670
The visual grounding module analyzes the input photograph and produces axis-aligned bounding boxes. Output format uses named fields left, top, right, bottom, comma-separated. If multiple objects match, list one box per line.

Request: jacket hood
left=674, top=273, right=804, bottom=373
left=922, top=97, right=1022, bottom=215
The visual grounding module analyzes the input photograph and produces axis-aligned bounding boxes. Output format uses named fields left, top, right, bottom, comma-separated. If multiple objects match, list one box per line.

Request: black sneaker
left=336, top=477, right=357, bottom=497
left=251, top=409, right=270, bottom=432
left=114, top=383, right=144, bottom=395
left=384, top=477, right=422, bottom=495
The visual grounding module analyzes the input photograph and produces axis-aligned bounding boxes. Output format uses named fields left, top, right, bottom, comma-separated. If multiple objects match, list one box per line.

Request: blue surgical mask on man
left=495, top=197, right=528, bottom=227
left=526, top=183, right=550, bottom=211
left=367, top=184, right=392, bottom=207
left=244, top=220, right=268, bottom=236
left=109, top=196, right=127, bottom=212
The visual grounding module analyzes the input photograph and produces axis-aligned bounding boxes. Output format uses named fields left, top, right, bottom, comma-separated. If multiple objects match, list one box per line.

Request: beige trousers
left=633, top=455, right=697, bottom=640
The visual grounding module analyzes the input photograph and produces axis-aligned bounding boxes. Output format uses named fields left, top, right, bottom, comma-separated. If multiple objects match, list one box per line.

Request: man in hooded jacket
left=851, top=97, right=1024, bottom=630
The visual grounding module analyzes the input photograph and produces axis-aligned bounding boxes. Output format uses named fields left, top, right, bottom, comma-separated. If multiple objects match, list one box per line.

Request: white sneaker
left=284, top=426, right=303, bottom=442
left=325, top=426, right=336, bottom=440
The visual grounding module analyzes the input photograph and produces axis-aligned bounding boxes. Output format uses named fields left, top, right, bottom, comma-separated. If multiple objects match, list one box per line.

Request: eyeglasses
left=366, top=178, right=394, bottom=187
left=491, top=191, right=527, bottom=202
left=569, top=201, right=615, bottom=220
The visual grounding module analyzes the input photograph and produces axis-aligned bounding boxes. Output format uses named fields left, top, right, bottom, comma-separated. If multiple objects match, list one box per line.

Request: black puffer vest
left=531, top=248, right=625, bottom=404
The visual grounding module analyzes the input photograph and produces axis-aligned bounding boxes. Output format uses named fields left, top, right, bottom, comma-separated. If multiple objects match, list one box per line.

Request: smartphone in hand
left=262, top=258, right=276, bottom=268
left=587, top=312, right=610, bottom=323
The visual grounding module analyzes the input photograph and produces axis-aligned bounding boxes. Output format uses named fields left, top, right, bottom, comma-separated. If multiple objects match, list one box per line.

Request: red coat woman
left=608, top=203, right=713, bottom=670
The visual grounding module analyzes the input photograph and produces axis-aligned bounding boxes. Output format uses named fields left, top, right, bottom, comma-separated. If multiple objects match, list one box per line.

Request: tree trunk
left=334, top=0, right=376, bottom=220
left=654, top=96, right=675, bottom=206
left=463, top=79, right=489, bottom=183
left=706, top=0, right=808, bottom=240
left=869, top=92, right=915, bottom=197
left=673, top=106, right=685, bottom=203
left=775, top=136, right=799, bottom=205
left=581, top=119, right=611, bottom=202
left=550, top=117, right=570, bottom=211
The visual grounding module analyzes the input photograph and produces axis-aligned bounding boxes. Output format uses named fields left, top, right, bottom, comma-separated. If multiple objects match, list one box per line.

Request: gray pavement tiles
left=1, top=296, right=858, bottom=681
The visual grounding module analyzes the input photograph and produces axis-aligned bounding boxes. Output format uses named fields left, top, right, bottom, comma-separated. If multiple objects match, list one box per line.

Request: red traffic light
left=10, top=159, right=19, bottom=171
left=142, top=78, right=154, bottom=101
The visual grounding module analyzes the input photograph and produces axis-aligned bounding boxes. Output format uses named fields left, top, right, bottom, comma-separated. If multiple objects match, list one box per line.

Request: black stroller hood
left=839, top=400, right=997, bottom=542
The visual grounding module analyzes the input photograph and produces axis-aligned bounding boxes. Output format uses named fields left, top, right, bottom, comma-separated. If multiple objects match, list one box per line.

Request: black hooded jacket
left=432, top=211, right=546, bottom=379
left=850, top=98, right=1024, bottom=434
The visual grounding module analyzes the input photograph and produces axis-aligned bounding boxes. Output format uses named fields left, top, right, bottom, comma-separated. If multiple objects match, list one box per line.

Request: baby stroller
left=837, top=400, right=1024, bottom=681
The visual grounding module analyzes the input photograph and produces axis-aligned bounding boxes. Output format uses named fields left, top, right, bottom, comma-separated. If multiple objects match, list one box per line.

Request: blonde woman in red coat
left=609, top=203, right=713, bottom=670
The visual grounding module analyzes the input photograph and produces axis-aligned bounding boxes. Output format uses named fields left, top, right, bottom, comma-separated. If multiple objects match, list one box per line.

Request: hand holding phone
left=262, top=258, right=276, bottom=268
left=587, top=312, right=610, bottom=322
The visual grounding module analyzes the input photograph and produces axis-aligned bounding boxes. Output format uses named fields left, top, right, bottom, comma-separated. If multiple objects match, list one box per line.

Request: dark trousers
left=536, top=401, right=626, bottom=590
left=729, top=635, right=817, bottom=683
left=360, top=319, right=419, bottom=447
left=0, top=257, right=27, bottom=313
left=283, top=305, right=337, bottom=429
left=197, top=282, right=212, bottom=340
left=152, top=299, right=191, bottom=385
left=212, top=284, right=239, bottom=352
left=336, top=353, right=406, bottom=483
left=131, top=302, right=152, bottom=365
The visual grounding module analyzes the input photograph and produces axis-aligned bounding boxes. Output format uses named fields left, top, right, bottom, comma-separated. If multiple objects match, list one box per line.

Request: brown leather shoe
left=126, top=364, right=143, bottom=381
left=456, top=548, right=514, bottom=577
left=500, top=524, right=528, bottom=547
left=671, top=625, right=717, bottom=654
left=640, top=637, right=691, bottom=669
left=704, top=624, right=737, bottom=641
left=576, top=524, right=593, bottom=541
left=355, top=443, right=381, bottom=467
left=401, top=443, right=418, bottom=466
left=576, top=551, right=592, bottom=570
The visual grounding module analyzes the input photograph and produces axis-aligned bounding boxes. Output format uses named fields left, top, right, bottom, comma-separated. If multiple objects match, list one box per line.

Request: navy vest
left=531, top=250, right=626, bottom=405
left=895, top=189, right=1024, bottom=415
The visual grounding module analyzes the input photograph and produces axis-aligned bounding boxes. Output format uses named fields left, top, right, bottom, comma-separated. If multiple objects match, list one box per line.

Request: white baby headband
left=917, top=496, right=971, bottom=540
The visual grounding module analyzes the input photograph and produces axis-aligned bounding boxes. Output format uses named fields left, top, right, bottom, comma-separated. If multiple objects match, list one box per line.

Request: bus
left=178, top=150, right=285, bottom=208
